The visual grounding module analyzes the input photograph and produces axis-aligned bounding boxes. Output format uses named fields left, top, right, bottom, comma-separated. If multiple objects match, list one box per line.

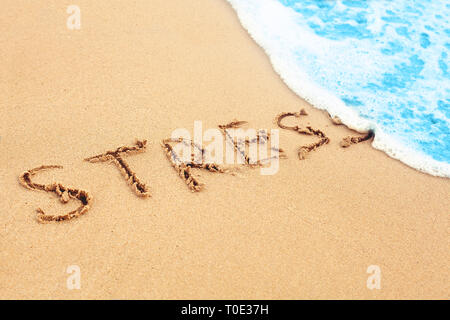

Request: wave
left=226, top=0, right=450, bottom=177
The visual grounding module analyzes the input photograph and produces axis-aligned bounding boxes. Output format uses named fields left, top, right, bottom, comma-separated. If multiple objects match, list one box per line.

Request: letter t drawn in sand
left=84, top=139, right=151, bottom=197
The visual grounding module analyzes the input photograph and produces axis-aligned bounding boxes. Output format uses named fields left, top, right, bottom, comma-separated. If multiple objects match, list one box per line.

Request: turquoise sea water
left=227, top=0, right=450, bottom=177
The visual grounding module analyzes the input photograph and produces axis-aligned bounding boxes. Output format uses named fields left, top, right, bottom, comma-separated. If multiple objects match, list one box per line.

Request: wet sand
left=0, top=0, right=448, bottom=299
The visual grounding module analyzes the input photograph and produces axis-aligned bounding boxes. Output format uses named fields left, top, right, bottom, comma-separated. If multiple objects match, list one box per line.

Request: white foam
left=226, top=0, right=450, bottom=178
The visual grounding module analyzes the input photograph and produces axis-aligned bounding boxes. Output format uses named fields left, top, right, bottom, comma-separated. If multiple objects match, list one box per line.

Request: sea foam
left=226, top=0, right=450, bottom=177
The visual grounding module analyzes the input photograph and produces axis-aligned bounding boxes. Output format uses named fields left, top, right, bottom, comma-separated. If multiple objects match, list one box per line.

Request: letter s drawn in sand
left=19, top=165, right=93, bottom=223
left=328, top=113, right=375, bottom=148
left=84, top=139, right=151, bottom=197
left=275, top=109, right=330, bottom=160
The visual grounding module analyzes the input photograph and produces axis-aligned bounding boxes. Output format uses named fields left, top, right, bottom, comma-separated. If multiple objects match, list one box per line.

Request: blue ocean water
left=227, top=0, right=450, bottom=177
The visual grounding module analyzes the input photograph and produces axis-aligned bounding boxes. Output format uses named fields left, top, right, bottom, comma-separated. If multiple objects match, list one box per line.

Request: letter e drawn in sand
left=161, top=138, right=226, bottom=192
left=84, top=139, right=150, bottom=197
left=218, top=120, right=286, bottom=166
left=275, top=109, right=330, bottom=160
left=19, top=165, right=93, bottom=223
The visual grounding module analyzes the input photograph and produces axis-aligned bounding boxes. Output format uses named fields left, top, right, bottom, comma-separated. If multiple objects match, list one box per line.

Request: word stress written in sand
left=19, top=110, right=374, bottom=223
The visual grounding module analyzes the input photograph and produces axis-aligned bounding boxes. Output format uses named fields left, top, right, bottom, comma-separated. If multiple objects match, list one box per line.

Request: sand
left=0, top=0, right=448, bottom=299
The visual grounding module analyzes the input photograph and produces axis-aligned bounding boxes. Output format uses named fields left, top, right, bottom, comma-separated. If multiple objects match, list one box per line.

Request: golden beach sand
left=0, top=0, right=448, bottom=299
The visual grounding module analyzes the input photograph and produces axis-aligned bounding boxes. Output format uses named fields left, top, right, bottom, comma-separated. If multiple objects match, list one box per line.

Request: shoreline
left=226, top=0, right=450, bottom=178
left=0, top=0, right=448, bottom=299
